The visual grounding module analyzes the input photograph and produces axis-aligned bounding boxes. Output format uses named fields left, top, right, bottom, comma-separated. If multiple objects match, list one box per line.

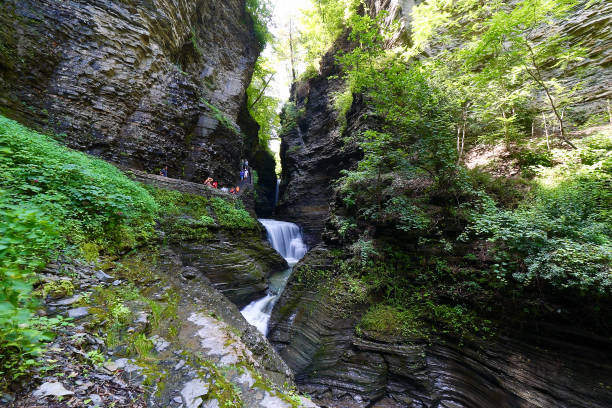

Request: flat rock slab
left=186, top=312, right=255, bottom=366
left=32, top=382, right=74, bottom=398
left=48, top=295, right=82, bottom=306
left=181, top=379, right=209, bottom=408
left=67, top=307, right=89, bottom=319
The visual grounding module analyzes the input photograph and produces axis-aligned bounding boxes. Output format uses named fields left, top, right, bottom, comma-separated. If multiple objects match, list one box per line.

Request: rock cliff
left=275, top=41, right=364, bottom=247
left=0, top=0, right=260, bottom=185
left=269, top=246, right=612, bottom=408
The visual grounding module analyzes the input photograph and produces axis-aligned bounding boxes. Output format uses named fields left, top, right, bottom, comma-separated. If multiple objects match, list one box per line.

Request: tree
left=247, top=57, right=280, bottom=148
left=465, top=0, right=584, bottom=148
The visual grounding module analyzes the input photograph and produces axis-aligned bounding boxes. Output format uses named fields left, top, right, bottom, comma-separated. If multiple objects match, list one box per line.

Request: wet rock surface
left=0, top=0, right=261, bottom=185
left=268, top=246, right=612, bottom=408
left=8, top=245, right=311, bottom=408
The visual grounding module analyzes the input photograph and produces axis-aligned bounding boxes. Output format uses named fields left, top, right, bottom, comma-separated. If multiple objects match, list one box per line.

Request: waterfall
left=241, top=219, right=307, bottom=335
left=273, top=178, right=280, bottom=214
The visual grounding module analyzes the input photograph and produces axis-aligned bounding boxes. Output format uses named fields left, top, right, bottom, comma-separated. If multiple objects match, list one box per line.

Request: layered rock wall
left=275, top=42, right=364, bottom=247
left=268, top=247, right=612, bottom=408
left=0, top=0, right=260, bottom=184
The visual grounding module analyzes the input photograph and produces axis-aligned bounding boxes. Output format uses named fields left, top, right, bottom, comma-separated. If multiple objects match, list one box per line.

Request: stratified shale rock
left=275, top=41, right=364, bottom=247
left=0, top=0, right=261, bottom=185
left=268, top=246, right=612, bottom=408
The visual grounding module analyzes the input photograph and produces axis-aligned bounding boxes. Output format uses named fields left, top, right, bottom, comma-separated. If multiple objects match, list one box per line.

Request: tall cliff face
left=0, top=0, right=260, bottom=184
left=275, top=40, right=364, bottom=247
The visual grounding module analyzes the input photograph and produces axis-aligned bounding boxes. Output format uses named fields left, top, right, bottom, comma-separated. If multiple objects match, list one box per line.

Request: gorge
left=1, top=1, right=611, bottom=408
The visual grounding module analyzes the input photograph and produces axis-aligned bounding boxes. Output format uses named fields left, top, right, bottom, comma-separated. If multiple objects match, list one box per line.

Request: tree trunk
left=249, top=74, right=274, bottom=109
left=607, top=98, right=612, bottom=126
left=542, top=112, right=550, bottom=150
left=524, top=42, right=576, bottom=149
left=289, top=19, right=296, bottom=82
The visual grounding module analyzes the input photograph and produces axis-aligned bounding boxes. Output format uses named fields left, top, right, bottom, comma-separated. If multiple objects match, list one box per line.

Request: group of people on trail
left=204, top=177, right=241, bottom=194
left=240, top=160, right=252, bottom=184
left=239, top=168, right=250, bottom=182
left=158, top=160, right=250, bottom=195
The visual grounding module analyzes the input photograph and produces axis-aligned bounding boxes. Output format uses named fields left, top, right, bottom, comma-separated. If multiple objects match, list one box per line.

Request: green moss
left=36, top=280, right=75, bottom=299
left=80, top=242, right=100, bottom=262
left=201, top=98, right=243, bottom=136
left=210, top=197, right=257, bottom=229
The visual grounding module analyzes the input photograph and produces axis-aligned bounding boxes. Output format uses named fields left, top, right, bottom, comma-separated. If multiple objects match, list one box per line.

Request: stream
left=241, top=219, right=307, bottom=335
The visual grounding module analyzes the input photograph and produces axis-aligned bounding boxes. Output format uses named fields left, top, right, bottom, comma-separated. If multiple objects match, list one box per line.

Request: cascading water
left=273, top=178, right=280, bottom=214
left=241, top=219, right=307, bottom=335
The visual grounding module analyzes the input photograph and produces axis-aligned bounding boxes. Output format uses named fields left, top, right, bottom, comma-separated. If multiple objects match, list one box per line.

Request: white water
left=241, top=219, right=307, bottom=335
left=273, top=178, right=280, bottom=213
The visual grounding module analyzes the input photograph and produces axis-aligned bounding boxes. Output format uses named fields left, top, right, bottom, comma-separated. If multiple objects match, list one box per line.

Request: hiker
left=221, top=186, right=229, bottom=193
left=240, top=169, right=244, bottom=181
left=230, top=187, right=236, bottom=194
left=204, top=177, right=213, bottom=186
left=212, top=181, right=218, bottom=189
left=244, top=160, right=249, bottom=169
left=160, top=166, right=168, bottom=177
left=244, top=169, right=249, bottom=183
left=235, top=186, right=240, bottom=194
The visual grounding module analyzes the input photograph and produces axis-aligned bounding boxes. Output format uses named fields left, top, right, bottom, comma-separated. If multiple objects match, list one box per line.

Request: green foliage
left=0, top=199, right=59, bottom=388
left=465, top=133, right=612, bottom=294
left=413, top=0, right=585, bottom=148
left=129, top=333, right=154, bottom=361
left=298, top=64, right=319, bottom=82
left=0, top=115, right=157, bottom=387
left=246, top=0, right=273, bottom=46
left=247, top=57, right=280, bottom=148
left=210, top=197, right=257, bottom=230
left=298, top=0, right=360, bottom=66
left=332, top=88, right=353, bottom=132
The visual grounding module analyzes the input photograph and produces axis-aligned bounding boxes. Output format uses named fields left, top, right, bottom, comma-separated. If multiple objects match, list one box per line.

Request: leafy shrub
left=0, top=198, right=59, bottom=388
left=466, top=169, right=611, bottom=293
left=210, top=197, right=257, bottom=229
left=516, top=148, right=554, bottom=168
left=0, top=115, right=157, bottom=387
